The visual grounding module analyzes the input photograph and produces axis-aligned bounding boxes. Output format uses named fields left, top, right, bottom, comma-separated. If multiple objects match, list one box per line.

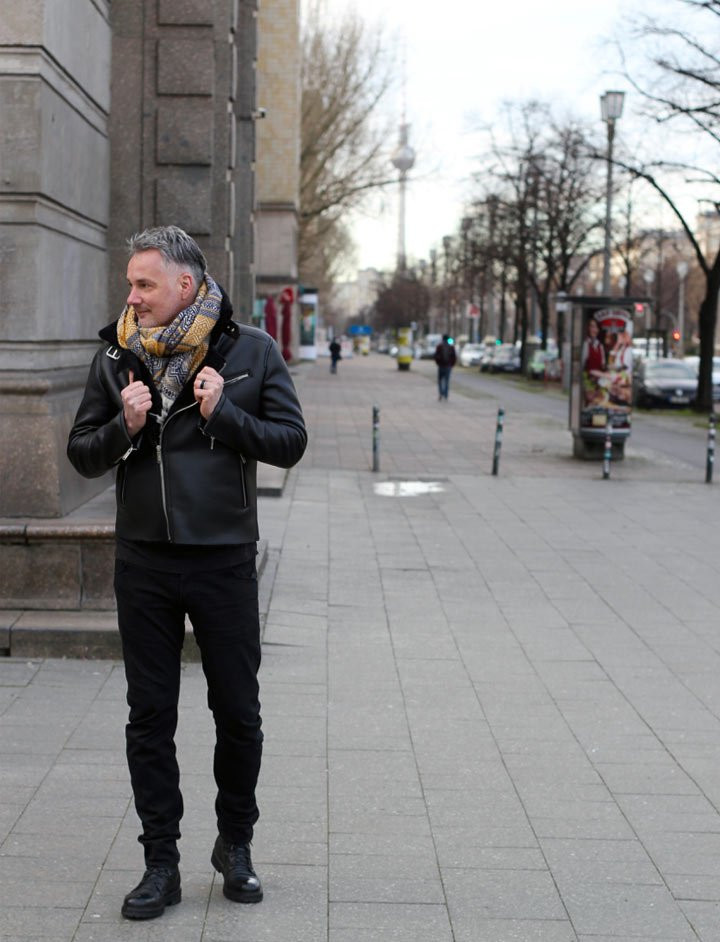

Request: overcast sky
left=313, top=0, right=693, bottom=276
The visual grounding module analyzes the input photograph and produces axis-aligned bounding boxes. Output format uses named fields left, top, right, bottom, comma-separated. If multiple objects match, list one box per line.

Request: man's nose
left=127, top=286, right=141, bottom=306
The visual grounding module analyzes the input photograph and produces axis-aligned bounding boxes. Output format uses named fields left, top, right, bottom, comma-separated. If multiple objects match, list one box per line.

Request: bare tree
left=618, top=0, right=720, bottom=409
left=372, top=270, right=430, bottom=333
left=531, top=121, right=605, bottom=347
left=300, top=2, right=395, bottom=292
left=474, top=103, right=605, bottom=361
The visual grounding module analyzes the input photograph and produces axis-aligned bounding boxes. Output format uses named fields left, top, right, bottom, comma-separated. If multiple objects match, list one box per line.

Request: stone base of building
left=0, top=463, right=286, bottom=657
left=0, top=368, right=112, bottom=518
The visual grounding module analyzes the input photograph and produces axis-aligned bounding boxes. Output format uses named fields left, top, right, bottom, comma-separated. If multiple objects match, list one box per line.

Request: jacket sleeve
left=201, top=340, right=307, bottom=468
left=67, top=349, right=135, bottom=478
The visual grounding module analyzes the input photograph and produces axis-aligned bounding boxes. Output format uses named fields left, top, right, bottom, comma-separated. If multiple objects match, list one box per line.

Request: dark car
left=633, top=358, right=697, bottom=409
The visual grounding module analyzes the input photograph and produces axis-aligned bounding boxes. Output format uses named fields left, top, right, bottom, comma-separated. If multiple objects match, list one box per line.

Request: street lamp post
left=676, top=260, right=689, bottom=356
left=461, top=216, right=473, bottom=342
left=643, top=268, right=655, bottom=350
left=429, top=248, right=438, bottom=334
left=442, top=235, right=452, bottom=334
left=486, top=195, right=498, bottom=341
left=600, top=90, right=625, bottom=296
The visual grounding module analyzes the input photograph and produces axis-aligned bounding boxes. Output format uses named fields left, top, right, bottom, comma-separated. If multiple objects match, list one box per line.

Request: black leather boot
left=121, top=866, right=181, bottom=920
left=211, top=836, right=263, bottom=902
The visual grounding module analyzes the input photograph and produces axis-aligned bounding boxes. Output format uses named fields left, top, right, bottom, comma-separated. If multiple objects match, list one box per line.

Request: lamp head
left=600, top=90, right=625, bottom=123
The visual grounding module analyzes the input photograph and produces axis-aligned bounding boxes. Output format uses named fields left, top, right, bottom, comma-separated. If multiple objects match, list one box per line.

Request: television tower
left=391, top=121, right=415, bottom=274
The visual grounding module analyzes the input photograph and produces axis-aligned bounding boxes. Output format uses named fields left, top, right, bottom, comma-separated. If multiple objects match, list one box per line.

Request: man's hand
left=194, top=367, right=224, bottom=420
left=121, top=370, right=152, bottom=437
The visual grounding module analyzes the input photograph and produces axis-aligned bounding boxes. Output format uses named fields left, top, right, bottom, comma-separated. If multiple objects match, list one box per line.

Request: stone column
left=255, top=0, right=300, bottom=346
left=0, top=1, right=112, bottom=516
left=108, top=0, right=257, bottom=322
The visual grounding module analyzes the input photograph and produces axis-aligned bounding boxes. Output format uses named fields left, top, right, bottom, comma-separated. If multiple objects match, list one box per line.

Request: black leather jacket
left=67, top=293, right=307, bottom=544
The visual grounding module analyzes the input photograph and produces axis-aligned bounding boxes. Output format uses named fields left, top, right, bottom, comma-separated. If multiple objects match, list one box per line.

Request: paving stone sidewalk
left=3, top=354, right=720, bottom=941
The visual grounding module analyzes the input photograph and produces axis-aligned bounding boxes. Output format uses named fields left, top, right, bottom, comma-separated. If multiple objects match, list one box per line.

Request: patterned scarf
left=117, top=274, right=223, bottom=418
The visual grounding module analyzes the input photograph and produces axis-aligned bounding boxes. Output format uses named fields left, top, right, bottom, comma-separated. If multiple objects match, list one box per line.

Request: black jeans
left=114, top=558, right=263, bottom=867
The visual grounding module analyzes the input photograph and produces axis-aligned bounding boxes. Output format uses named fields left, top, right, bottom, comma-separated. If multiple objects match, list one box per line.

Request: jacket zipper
left=154, top=402, right=198, bottom=541
left=223, top=371, right=250, bottom=387
left=239, top=454, right=248, bottom=507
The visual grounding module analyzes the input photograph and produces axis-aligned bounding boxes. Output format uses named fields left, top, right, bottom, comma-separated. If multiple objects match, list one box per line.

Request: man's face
left=126, top=249, right=194, bottom=328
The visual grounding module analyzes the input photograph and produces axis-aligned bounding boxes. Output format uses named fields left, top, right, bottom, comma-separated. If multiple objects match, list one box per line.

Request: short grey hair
left=128, top=225, right=207, bottom=287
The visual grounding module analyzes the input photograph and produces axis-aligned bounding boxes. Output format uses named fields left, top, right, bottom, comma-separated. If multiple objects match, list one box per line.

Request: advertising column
left=299, top=291, right=318, bottom=361
left=570, top=300, right=638, bottom=459
left=396, top=326, right=413, bottom=371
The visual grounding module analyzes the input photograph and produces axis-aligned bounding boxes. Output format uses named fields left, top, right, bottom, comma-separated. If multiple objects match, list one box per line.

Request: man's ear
left=179, top=273, right=195, bottom=299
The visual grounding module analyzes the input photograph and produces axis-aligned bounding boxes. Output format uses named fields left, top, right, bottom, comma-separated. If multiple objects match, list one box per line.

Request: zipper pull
left=210, top=436, right=215, bottom=451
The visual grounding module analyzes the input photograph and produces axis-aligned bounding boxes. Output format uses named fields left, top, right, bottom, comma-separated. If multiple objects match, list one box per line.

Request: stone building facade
left=0, top=1, right=113, bottom=517
left=107, top=0, right=258, bottom=319
left=0, top=0, right=260, bottom=519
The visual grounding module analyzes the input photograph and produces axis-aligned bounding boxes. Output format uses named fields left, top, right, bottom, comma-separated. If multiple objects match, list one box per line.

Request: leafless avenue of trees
left=299, top=2, right=395, bottom=295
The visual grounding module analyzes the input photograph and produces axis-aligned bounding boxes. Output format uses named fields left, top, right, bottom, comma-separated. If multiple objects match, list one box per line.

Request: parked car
left=633, top=358, right=697, bottom=408
left=419, top=334, right=442, bottom=359
left=479, top=345, right=498, bottom=371
left=489, top=344, right=521, bottom=373
left=684, top=355, right=720, bottom=401
left=528, top=349, right=560, bottom=380
left=459, top=342, right=484, bottom=368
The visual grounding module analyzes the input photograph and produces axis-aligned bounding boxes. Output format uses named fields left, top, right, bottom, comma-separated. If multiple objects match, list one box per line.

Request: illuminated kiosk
left=569, top=296, right=649, bottom=460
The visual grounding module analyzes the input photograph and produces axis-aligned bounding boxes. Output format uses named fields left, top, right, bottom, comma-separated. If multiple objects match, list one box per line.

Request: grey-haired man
left=68, top=226, right=306, bottom=919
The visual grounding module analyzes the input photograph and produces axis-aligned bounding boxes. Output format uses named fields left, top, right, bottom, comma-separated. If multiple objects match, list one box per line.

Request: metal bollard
left=372, top=404, right=380, bottom=472
left=491, top=408, right=504, bottom=476
left=602, top=419, right=612, bottom=480
left=707, top=411, right=716, bottom=484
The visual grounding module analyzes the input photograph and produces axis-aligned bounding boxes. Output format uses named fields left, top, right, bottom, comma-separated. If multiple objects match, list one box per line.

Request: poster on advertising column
left=299, top=291, right=318, bottom=361
left=570, top=300, right=640, bottom=458
left=581, top=308, right=633, bottom=420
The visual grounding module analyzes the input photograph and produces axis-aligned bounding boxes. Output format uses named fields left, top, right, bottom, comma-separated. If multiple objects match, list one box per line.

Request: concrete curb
left=2, top=539, right=269, bottom=660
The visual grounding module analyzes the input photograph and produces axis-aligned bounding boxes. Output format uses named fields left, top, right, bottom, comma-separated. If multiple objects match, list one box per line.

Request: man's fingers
left=128, top=369, right=134, bottom=386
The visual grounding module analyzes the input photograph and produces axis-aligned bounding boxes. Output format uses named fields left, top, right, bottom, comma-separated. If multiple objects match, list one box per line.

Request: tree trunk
left=539, top=294, right=550, bottom=350
left=695, top=253, right=720, bottom=412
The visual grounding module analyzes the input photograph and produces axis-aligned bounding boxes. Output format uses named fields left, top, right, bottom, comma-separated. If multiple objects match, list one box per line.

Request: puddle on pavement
left=373, top=480, right=446, bottom=497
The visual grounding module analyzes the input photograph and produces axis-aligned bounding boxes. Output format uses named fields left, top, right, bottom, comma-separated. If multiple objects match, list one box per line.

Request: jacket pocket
left=223, top=370, right=251, bottom=387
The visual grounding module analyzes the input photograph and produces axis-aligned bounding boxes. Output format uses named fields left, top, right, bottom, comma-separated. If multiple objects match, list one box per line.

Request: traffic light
left=672, top=329, right=681, bottom=342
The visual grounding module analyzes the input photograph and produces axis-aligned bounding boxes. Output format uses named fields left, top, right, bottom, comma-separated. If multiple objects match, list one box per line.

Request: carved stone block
left=157, top=38, right=215, bottom=96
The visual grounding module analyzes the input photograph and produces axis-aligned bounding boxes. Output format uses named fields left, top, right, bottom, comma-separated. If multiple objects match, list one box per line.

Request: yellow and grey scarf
left=117, top=274, right=223, bottom=417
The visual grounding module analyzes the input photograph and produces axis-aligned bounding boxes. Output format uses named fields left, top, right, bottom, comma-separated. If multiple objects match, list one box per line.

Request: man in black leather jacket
left=68, top=226, right=306, bottom=920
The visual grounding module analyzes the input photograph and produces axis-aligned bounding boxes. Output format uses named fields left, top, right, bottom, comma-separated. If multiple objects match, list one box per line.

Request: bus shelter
left=568, top=295, right=649, bottom=459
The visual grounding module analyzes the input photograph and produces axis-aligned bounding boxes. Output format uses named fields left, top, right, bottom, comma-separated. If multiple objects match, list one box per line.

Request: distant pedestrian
left=329, top=338, right=341, bottom=374
left=434, top=334, right=456, bottom=400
